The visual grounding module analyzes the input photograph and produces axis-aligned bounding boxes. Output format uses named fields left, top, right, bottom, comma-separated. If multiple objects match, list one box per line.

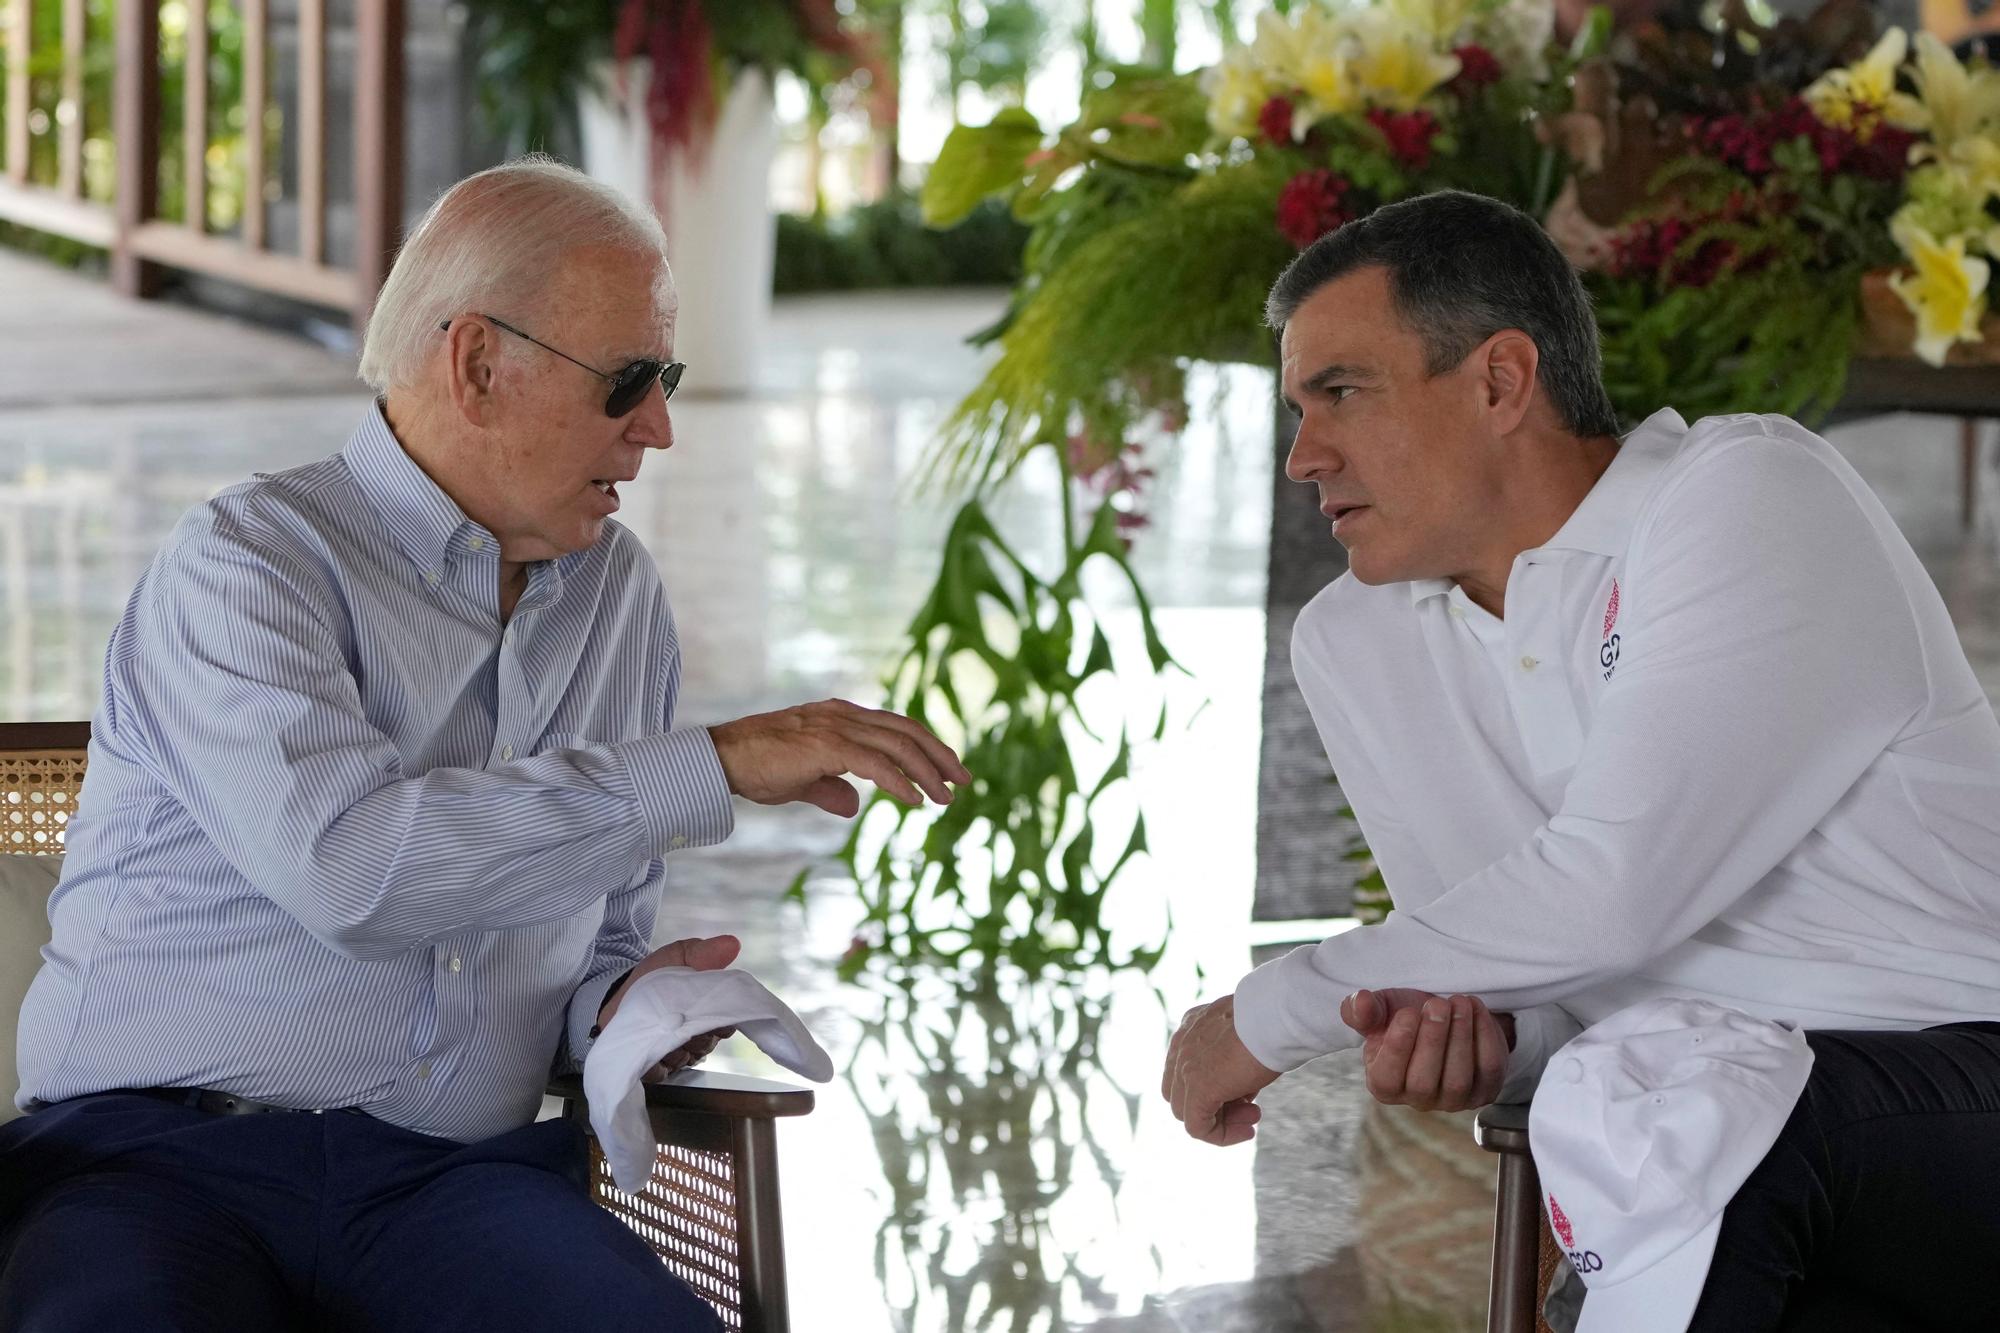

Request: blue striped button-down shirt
left=16, top=405, right=734, bottom=1141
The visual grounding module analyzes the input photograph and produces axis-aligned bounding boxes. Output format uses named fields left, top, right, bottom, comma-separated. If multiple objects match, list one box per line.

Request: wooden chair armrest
left=545, top=1069, right=816, bottom=1122
left=1474, top=1101, right=1532, bottom=1155
left=546, top=1069, right=811, bottom=1331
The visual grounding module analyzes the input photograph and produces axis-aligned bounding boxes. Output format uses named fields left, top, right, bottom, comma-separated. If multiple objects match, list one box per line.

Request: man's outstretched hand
left=709, top=700, right=970, bottom=818
left=1341, top=988, right=1515, bottom=1112
left=1162, top=994, right=1280, bottom=1146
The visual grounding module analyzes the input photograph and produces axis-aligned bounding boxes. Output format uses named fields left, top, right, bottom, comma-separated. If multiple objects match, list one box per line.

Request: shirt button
left=1449, top=606, right=1466, bottom=619
left=1519, top=656, right=1539, bottom=672
left=416, top=1062, right=433, bottom=1080
left=424, top=570, right=440, bottom=587
left=468, top=535, right=486, bottom=551
left=449, top=956, right=462, bottom=973
left=669, top=835, right=688, bottom=850
left=501, top=745, right=514, bottom=762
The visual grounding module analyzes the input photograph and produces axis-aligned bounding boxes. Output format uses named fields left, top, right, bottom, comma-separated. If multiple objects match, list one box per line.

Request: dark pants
left=1684, top=1022, right=2000, bottom=1332
left=0, top=1092, right=721, bottom=1333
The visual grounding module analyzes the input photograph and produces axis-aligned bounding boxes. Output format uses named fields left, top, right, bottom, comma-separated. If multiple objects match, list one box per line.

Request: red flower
left=1688, top=96, right=1916, bottom=184
left=1275, top=169, right=1354, bottom=249
left=1365, top=107, right=1440, bottom=170
left=1609, top=209, right=1754, bottom=290
left=1448, top=44, right=1503, bottom=94
left=1258, top=95, right=1298, bottom=146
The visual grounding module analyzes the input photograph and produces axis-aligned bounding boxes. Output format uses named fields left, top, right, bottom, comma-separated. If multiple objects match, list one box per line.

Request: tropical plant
left=460, top=0, right=880, bottom=161
left=797, top=486, right=1176, bottom=976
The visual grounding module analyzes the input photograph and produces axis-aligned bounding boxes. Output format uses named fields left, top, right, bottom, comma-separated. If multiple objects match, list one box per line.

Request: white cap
left=1529, top=997, right=1814, bottom=1333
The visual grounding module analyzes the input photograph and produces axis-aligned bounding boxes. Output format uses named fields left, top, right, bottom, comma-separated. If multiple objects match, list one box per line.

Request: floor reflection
left=847, top=973, right=1152, bottom=1331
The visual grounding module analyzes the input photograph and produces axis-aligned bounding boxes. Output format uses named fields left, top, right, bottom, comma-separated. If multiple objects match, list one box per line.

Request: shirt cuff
left=565, top=965, right=635, bottom=1071
left=1233, top=944, right=1363, bottom=1073
left=1495, top=1003, right=1583, bottom=1105
left=618, top=726, right=734, bottom=858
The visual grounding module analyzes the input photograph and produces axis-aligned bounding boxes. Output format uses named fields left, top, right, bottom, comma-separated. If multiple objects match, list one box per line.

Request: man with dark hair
left=1161, top=190, right=2000, bottom=1327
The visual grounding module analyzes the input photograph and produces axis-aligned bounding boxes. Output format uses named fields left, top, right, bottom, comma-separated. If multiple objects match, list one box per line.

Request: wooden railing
left=0, top=0, right=404, bottom=332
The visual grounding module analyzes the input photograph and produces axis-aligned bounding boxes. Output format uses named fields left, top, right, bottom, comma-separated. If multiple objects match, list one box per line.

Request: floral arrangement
left=1842, top=29, right=2000, bottom=363
left=612, top=0, right=880, bottom=164
left=1593, top=19, right=1998, bottom=391
left=464, top=0, right=879, bottom=164
left=917, top=0, right=1588, bottom=488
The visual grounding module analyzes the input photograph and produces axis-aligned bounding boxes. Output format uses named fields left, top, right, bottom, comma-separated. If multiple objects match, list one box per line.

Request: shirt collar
left=1406, top=408, right=1687, bottom=605
left=342, top=402, right=485, bottom=578
left=1534, top=408, right=1686, bottom=558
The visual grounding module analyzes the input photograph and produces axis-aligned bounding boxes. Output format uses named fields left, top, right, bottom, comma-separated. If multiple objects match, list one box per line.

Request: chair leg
left=733, top=1117, right=789, bottom=1333
left=1487, top=1150, right=1544, bottom=1333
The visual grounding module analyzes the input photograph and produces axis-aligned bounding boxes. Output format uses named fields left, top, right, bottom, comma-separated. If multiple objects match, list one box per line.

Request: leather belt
left=132, top=1086, right=362, bottom=1116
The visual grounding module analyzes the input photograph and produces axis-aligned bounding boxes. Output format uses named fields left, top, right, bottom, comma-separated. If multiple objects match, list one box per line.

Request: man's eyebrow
left=1282, top=362, right=1380, bottom=414
left=1303, top=363, right=1379, bottom=392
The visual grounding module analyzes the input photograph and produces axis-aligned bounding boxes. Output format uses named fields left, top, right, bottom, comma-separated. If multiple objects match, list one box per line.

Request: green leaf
left=783, top=865, right=811, bottom=905
left=1080, top=625, right=1115, bottom=679
left=922, top=108, right=1047, bottom=228
left=1088, top=731, right=1132, bottom=801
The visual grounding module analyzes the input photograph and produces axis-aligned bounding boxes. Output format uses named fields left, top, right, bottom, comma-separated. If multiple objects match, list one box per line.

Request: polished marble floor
left=3, top=248, right=1998, bottom=1332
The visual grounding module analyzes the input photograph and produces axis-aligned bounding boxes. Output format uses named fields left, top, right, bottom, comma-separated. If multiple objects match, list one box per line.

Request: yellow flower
left=1944, top=133, right=2000, bottom=200
left=1888, top=32, right=2000, bottom=156
left=1889, top=219, right=1991, bottom=366
left=1385, top=0, right=1478, bottom=44
left=1345, top=8, right=1461, bottom=112
left=1288, top=7, right=1368, bottom=116
left=1297, top=49, right=1360, bottom=119
left=1805, top=28, right=1907, bottom=143
left=1249, top=7, right=1313, bottom=82
left=1203, top=44, right=1276, bottom=138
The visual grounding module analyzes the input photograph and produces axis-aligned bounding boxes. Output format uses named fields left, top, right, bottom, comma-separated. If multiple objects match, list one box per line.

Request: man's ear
left=444, top=318, right=500, bottom=427
left=1478, top=330, right=1540, bottom=436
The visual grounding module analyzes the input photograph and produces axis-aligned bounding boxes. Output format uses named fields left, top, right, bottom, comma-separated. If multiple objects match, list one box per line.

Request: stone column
left=1253, top=398, right=1363, bottom=922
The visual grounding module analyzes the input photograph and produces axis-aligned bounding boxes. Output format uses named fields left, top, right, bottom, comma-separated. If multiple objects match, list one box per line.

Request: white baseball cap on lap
left=1529, top=997, right=1815, bottom=1333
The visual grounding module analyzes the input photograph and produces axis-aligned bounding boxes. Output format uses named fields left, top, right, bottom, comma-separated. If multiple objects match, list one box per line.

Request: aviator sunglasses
left=439, top=314, right=686, bottom=418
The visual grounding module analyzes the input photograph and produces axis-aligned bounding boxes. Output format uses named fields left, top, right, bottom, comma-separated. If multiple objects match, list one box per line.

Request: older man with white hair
left=0, top=157, right=967, bottom=1331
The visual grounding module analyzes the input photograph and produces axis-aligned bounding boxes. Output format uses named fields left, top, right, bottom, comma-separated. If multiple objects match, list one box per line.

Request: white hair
left=358, top=155, right=672, bottom=394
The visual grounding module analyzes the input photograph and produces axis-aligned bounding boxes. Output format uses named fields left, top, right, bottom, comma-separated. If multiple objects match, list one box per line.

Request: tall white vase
left=577, top=64, right=779, bottom=397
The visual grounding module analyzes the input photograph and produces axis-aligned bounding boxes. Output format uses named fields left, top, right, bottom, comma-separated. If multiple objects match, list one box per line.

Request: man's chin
left=1343, top=552, right=1414, bottom=587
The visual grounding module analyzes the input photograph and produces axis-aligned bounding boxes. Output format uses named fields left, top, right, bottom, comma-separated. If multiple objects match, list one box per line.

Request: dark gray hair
left=1265, top=190, right=1620, bottom=439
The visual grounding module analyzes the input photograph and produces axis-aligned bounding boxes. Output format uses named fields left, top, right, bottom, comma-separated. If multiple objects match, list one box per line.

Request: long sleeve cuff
left=564, top=965, right=636, bottom=1072
left=1495, top=1003, right=1583, bottom=1105
left=1233, top=943, right=1364, bottom=1072
left=619, top=726, right=734, bottom=858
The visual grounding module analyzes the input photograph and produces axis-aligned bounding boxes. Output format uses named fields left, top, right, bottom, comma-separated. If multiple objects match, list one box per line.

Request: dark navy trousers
left=0, top=1091, right=721, bottom=1332
left=1684, top=1022, right=2000, bottom=1332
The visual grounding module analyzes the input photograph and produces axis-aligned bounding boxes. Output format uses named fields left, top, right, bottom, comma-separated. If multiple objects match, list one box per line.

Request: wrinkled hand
left=1340, top=988, right=1515, bottom=1112
left=709, top=699, right=971, bottom=818
left=598, top=934, right=742, bottom=1080
left=1162, top=994, right=1280, bottom=1146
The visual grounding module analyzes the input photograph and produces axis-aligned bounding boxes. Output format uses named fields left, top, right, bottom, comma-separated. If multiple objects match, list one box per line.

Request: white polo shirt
left=1234, top=409, right=2000, bottom=1089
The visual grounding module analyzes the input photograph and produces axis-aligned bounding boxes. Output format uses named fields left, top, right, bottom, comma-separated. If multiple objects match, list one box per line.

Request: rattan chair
left=1475, top=1101, right=1562, bottom=1333
left=0, top=721, right=812, bottom=1333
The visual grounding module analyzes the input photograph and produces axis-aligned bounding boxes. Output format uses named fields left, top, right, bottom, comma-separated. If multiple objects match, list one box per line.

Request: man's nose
left=1284, top=419, right=1340, bottom=485
left=624, top=381, right=675, bottom=450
